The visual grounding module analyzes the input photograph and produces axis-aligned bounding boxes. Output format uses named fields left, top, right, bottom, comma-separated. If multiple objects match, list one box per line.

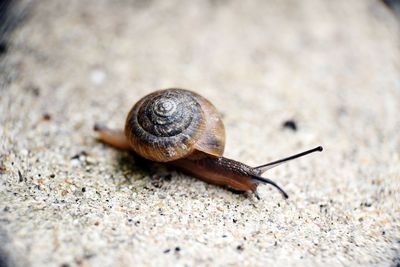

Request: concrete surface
left=1, top=0, right=400, bottom=266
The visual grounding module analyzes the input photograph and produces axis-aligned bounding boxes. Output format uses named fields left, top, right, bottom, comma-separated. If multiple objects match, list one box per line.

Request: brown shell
left=125, top=88, right=225, bottom=162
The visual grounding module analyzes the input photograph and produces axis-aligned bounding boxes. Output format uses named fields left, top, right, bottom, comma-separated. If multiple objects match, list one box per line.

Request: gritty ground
left=0, top=1, right=400, bottom=266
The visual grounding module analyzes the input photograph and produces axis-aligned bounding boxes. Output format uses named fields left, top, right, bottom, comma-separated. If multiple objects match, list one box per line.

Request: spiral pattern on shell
left=125, top=89, right=207, bottom=162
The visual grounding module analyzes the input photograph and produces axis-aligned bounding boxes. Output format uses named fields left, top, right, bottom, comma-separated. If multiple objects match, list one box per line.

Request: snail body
left=95, top=88, right=323, bottom=199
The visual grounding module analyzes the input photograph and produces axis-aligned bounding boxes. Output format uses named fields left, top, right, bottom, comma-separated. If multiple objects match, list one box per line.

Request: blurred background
left=0, top=1, right=399, bottom=267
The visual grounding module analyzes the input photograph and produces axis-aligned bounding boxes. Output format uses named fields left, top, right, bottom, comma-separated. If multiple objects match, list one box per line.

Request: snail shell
left=125, top=88, right=225, bottom=162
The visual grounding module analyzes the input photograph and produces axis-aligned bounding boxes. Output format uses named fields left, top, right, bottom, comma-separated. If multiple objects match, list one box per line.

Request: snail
left=94, top=88, right=323, bottom=199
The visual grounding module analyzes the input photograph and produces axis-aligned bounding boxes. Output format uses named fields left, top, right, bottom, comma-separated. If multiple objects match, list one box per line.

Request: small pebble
left=18, top=170, right=23, bottom=182
left=31, top=87, right=40, bottom=96
left=71, top=151, right=88, bottom=160
left=0, top=164, right=6, bottom=173
left=42, top=113, right=51, bottom=121
left=0, top=42, right=7, bottom=54
left=90, top=69, right=106, bottom=85
left=282, top=120, right=298, bottom=131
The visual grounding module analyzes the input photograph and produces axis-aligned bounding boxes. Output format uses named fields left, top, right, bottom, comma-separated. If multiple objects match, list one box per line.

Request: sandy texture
left=1, top=1, right=400, bottom=266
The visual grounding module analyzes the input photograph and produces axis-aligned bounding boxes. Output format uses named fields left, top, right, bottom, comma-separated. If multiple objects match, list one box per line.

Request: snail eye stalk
left=255, top=146, right=323, bottom=174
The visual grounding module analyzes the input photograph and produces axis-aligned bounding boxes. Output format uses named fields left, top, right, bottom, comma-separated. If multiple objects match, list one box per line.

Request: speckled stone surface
left=1, top=1, right=400, bottom=266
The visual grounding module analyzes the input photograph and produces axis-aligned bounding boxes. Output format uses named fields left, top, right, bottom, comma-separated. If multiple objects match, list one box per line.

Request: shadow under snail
left=94, top=88, right=323, bottom=199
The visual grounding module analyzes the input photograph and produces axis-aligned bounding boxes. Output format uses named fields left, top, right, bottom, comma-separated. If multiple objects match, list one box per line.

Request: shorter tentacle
left=251, top=176, right=289, bottom=199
